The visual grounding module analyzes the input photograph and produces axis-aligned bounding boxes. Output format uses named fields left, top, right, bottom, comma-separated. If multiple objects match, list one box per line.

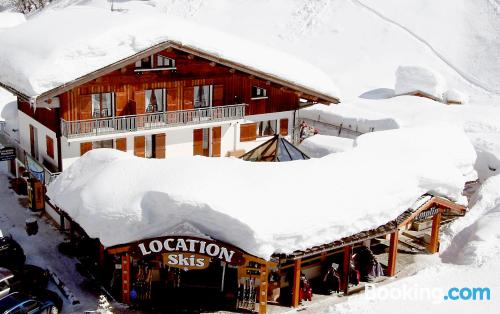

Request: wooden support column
left=259, top=263, right=268, bottom=314
left=341, top=245, right=352, bottom=295
left=428, top=211, right=442, bottom=254
left=98, top=244, right=106, bottom=270
left=121, top=255, right=131, bottom=304
left=59, top=214, right=65, bottom=233
left=387, top=230, right=399, bottom=277
left=291, top=259, right=301, bottom=307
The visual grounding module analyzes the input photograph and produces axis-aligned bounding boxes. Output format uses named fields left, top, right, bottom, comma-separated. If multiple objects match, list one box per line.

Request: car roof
left=0, top=292, right=30, bottom=312
left=0, top=268, right=13, bottom=281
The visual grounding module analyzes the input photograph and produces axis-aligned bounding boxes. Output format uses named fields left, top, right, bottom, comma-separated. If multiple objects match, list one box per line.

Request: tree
left=96, top=295, right=114, bottom=314
left=8, top=0, right=52, bottom=14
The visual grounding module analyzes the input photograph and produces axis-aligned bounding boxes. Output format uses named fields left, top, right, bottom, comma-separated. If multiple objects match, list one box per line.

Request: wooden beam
left=342, top=245, right=352, bottom=295
left=428, top=212, right=442, bottom=253
left=121, top=255, right=131, bottom=304
left=387, top=231, right=398, bottom=277
left=259, top=263, right=268, bottom=314
left=291, top=259, right=301, bottom=307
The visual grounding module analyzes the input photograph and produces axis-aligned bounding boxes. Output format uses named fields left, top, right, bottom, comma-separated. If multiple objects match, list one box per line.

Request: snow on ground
left=0, top=11, right=25, bottom=30
left=299, top=135, right=354, bottom=158
left=394, top=65, right=446, bottom=100
left=0, top=163, right=99, bottom=313
left=0, top=3, right=338, bottom=100
left=47, top=125, right=474, bottom=259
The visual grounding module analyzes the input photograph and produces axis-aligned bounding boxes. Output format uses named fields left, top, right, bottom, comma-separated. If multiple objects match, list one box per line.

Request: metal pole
left=220, top=262, right=226, bottom=292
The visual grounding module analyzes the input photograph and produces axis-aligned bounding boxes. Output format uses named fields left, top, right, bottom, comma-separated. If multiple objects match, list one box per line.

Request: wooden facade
left=58, top=48, right=300, bottom=122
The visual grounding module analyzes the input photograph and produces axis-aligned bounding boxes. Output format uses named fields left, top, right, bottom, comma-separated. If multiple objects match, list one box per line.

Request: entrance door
left=29, top=125, right=39, bottom=160
left=193, top=126, right=221, bottom=157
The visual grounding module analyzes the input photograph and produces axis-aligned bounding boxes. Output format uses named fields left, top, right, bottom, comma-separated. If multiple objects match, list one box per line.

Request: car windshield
left=0, top=293, right=29, bottom=313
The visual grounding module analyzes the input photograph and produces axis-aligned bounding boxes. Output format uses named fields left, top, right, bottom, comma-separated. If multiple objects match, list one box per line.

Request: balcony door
left=193, top=127, right=221, bottom=157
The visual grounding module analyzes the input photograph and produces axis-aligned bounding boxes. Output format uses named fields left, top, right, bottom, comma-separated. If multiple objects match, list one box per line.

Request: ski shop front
left=105, top=235, right=272, bottom=313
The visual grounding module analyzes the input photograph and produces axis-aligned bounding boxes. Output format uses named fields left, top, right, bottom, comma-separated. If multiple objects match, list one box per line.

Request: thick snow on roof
left=0, top=87, right=16, bottom=122
left=395, top=66, right=446, bottom=100
left=299, top=135, right=354, bottom=158
left=0, top=5, right=339, bottom=100
left=444, top=88, right=469, bottom=104
left=47, top=125, right=474, bottom=259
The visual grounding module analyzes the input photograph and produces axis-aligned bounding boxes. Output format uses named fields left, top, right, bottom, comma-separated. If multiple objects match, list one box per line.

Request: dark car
left=0, top=236, right=26, bottom=270
left=0, top=265, right=50, bottom=299
left=0, top=292, right=59, bottom=314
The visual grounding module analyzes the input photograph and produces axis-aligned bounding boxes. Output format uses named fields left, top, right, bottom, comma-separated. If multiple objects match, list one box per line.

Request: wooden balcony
left=61, top=104, right=246, bottom=138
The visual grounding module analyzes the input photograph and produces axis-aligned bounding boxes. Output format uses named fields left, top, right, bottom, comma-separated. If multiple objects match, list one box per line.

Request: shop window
left=145, top=89, right=165, bottom=112
left=251, top=86, right=267, bottom=99
left=91, top=93, right=114, bottom=118
left=257, top=120, right=277, bottom=137
left=46, top=136, right=54, bottom=159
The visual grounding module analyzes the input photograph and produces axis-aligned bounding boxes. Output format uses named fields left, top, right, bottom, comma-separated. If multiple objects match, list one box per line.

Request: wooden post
left=99, top=244, right=106, bottom=270
left=341, top=245, right=352, bottom=295
left=428, top=211, right=442, bottom=254
left=291, top=259, right=301, bottom=307
left=387, top=231, right=399, bottom=277
left=121, top=255, right=131, bottom=304
left=259, top=263, right=268, bottom=314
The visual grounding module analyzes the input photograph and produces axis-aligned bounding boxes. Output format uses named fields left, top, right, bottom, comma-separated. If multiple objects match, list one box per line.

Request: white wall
left=18, top=111, right=59, bottom=169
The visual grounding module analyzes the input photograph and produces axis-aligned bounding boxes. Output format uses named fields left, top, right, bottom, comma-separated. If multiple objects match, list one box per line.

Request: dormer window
left=157, top=55, right=175, bottom=68
left=135, top=54, right=176, bottom=72
left=251, top=86, right=268, bottom=99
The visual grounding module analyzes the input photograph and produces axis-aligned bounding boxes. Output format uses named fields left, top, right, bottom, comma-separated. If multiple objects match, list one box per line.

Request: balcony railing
left=61, top=104, right=246, bottom=138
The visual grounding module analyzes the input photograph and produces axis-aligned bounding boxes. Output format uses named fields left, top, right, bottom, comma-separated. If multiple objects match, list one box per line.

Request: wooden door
left=29, top=125, right=36, bottom=157
left=154, top=133, right=166, bottom=159
left=193, top=128, right=204, bottom=156
left=80, top=142, right=92, bottom=156
left=115, top=91, right=129, bottom=116
left=134, top=90, right=145, bottom=128
left=280, top=118, right=289, bottom=136
left=79, top=95, right=92, bottom=120
left=183, top=87, right=194, bottom=110
left=115, top=138, right=127, bottom=152
left=213, top=85, right=224, bottom=106
left=134, top=136, right=145, bottom=157
left=212, top=127, right=221, bottom=157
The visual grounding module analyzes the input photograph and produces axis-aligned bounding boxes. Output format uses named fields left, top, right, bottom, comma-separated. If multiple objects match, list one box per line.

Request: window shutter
left=212, top=127, right=221, bottom=157
left=115, top=91, right=128, bottom=116
left=80, top=142, right=92, bottom=156
left=115, top=138, right=127, bottom=152
left=240, top=123, right=257, bottom=142
left=79, top=95, right=92, bottom=120
left=166, top=88, right=179, bottom=112
left=155, top=133, right=166, bottom=159
left=193, top=129, right=204, bottom=156
left=46, top=136, right=54, bottom=159
left=134, top=136, right=145, bottom=157
left=134, top=90, right=145, bottom=115
left=280, top=118, right=289, bottom=136
left=213, top=85, right=224, bottom=106
left=183, top=86, right=194, bottom=110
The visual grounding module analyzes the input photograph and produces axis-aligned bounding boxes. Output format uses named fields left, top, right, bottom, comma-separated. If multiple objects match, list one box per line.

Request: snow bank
left=0, top=12, right=25, bottom=30
left=0, top=88, right=16, bottom=121
left=0, top=5, right=339, bottom=100
left=299, top=135, right=354, bottom=157
left=444, top=88, right=468, bottom=104
left=395, top=66, right=446, bottom=100
left=47, top=125, right=473, bottom=259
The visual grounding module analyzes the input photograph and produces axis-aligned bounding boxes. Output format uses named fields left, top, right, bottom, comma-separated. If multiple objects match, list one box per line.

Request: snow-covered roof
left=394, top=66, right=446, bottom=101
left=444, top=88, right=468, bottom=104
left=299, top=135, right=354, bottom=158
left=47, top=125, right=474, bottom=259
left=0, top=5, right=339, bottom=103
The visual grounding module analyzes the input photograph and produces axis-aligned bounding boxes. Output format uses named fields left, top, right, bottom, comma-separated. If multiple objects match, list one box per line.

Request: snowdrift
left=299, top=135, right=354, bottom=158
left=47, top=126, right=474, bottom=259
left=395, top=65, right=446, bottom=100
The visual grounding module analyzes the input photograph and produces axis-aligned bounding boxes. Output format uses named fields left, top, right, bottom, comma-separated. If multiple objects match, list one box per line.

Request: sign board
left=128, top=236, right=247, bottom=270
left=414, top=206, right=439, bottom=221
left=0, top=147, right=15, bottom=161
left=26, top=155, right=45, bottom=183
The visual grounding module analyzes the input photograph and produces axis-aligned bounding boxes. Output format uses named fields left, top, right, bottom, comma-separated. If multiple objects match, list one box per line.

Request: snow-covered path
left=0, top=163, right=98, bottom=313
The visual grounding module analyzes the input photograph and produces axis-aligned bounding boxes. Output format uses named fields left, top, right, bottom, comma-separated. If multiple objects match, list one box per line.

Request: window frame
left=251, top=86, right=268, bottom=100
left=91, top=92, right=115, bottom=118
left=134, top=54, right=177, bottom=72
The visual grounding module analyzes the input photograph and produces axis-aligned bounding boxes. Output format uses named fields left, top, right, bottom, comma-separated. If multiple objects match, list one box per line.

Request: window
left=157, top=55, right=175, bottom=68
left=46, top=136, right=54, bottom=159
left=145, top=89, right=165, bottom=112
left=194, top=85, right=212, bottom=109
left=145, top=135, right=153, bottom=158
left=91, top=93, right=114, bottom=118
left=92, top=140, right=113, bottom=149
left=135, top=54, right=176, bottom=70
left=257, top=120, right=277, bottom=137
left=29, top=124, right=39, bottom=160
left=251, top=86, right=267, bottom=99
left=21, top=300, right=39, bottom=312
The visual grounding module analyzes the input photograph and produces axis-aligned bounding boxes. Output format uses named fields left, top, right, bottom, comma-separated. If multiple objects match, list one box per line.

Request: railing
left=61, top=104, right=246, bottom=138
